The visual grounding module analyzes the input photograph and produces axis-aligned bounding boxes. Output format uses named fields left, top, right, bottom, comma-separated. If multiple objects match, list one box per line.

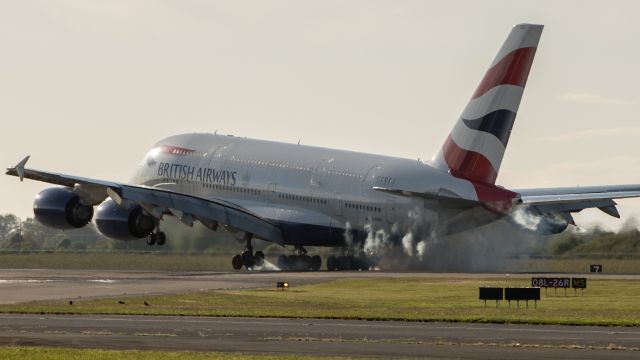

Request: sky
left=1, top=0, right=639, bottom=231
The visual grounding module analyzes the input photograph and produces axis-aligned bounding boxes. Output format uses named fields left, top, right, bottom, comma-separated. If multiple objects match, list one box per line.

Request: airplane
left=7, top=23, right=640, bottom=271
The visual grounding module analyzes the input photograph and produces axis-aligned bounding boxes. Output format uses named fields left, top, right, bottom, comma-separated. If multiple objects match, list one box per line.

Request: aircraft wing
left=515, top=184, right=640, bottom=218
left=6, top=156, right=284, bottom=245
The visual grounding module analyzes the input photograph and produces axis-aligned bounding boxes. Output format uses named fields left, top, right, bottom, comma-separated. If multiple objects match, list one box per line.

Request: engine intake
left=33, top=187, right=94, bottom=229
left=95, top=199, right=155, bottom=240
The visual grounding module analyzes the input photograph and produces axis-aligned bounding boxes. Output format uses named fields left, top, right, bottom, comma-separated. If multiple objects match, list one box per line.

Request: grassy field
left=1, top=252, right=640, bottom=273
left=0, top=347, right=362, bottom=360
left=2, top=277, right=639, bottom=326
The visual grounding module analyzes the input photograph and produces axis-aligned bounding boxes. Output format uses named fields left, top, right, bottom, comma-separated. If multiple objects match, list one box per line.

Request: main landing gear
left=277, top=246, right=321, bottom=271
left=326, top=252, right=375, bottom=271
left=146, top=230, right=166, bottom=246
left=231, top=233, right=264, bottom=270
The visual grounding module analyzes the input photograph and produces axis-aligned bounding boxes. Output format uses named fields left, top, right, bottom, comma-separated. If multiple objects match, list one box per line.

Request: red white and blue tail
left=435, top=24, right=543, bottom=185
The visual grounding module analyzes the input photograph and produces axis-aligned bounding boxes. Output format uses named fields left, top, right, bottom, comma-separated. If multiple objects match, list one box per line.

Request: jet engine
left=94, top=199, right=156, bottom=240
left=33, top=187, right=94, bottom=229
left=509, top=207, right=570, bottom=235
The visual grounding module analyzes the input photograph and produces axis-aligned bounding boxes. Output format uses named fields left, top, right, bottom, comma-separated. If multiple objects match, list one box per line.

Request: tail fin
left=435, top=23, right=543, bottom=185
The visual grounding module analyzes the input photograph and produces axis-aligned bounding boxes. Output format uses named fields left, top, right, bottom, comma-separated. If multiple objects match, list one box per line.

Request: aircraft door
left=268, top=183, right=277, bottom=203
left=333, top=192, right=343, bottom=217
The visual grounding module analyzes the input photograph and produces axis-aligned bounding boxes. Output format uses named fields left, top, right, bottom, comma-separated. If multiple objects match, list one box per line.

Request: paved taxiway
left=0, top=314, right=638, bottom=359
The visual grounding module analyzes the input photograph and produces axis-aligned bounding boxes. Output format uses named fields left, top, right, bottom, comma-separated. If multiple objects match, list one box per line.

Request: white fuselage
left=131, top=133, right=486, bottom=246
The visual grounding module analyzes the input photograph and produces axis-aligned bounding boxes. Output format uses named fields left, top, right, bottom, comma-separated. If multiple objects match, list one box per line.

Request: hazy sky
left=1, top=0, right=640, bottom=230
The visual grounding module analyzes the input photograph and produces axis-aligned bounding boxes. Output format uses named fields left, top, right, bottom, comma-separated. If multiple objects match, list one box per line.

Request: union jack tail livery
left=435, top=23, right=543, bottom=185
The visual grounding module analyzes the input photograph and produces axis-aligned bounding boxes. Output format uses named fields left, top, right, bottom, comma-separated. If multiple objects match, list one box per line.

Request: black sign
left=531, top=277, right=570, bottom=288
left=571, top=278, right=587, bottom=289
left=590, top=264, right=603, bottom=273
left=276, top=281, right=289, bottom=289
left=479, top=287, right=503, bottom=301
left=505, top=287, right=540, bottom=301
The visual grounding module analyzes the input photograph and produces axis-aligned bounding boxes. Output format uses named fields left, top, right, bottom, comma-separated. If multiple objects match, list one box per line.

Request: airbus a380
left=8, top=24, right=640, bottom=271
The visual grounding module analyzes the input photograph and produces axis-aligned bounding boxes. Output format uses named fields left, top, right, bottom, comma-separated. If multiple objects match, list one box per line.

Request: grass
left=0, top=347, right=362, bottom=360
left=2, top=277, right=639, bottom=326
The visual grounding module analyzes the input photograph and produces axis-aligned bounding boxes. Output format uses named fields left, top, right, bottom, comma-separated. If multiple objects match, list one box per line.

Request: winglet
left=13, top=156, right=30, bottom=182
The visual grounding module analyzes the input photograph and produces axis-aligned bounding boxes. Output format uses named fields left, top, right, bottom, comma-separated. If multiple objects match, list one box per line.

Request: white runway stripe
left=462, top=85, right=523, bottom=120
left=450, top=121, right=505, bottom=171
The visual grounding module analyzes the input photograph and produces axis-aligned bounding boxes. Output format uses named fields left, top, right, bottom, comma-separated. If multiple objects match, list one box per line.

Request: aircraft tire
left=311, top=255, right=321, bottom=271
left=277, top=254, right=288, bottom=270
left=232, top=254, right=243, bottom=270
left=327, top=256, right=337, bottom=271
left=146, top=235, right=156, bottom=246
left=242, top=251, right=255, bottom=268
left=156, top=232, right=166, bottom=246
left=254, top=251, right=265, bottom=266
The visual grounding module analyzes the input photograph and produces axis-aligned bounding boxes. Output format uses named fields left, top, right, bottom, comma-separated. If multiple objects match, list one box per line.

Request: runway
left=1, top=269, right=639, bottom=358
left=0, top=314, right=638, bottom=359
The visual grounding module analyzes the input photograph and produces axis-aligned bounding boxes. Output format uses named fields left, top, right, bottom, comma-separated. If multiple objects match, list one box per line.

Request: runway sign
left=505, top=287, right=540, bottom=309
left=277, top=281, right=289, bottom=290
left=479, top=287, right=503, bottom=308
left=571, top=278, right=587, bottom=289
left=479, top=287, right=503, bottom=300
left=531, top=277, right=570, bottom=288
left=505, top=287, right=540, bottom=301
left=590, top=264, right=603, bottom=273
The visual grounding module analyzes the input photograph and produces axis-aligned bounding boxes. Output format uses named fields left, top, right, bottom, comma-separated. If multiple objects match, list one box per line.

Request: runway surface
left=0, top=314, right=638, bottom=359
left=1, top=269, right=639, bottom=358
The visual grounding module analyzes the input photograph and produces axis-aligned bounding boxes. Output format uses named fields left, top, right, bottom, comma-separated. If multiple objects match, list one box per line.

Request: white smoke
left=363, top=224, right=391, bottom=255
left=249, top=259, right=280, bottom=271
left=401, top=232, right=414, bottom=256
left=511, top=207, right=544, bottom=231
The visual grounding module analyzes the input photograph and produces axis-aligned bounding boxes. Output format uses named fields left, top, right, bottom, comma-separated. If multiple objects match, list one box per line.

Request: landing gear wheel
left=242, top=251, right=255, bottom=268
left=155, top=232, right=166, bottom=246
left=327, top=256, right=337, bottom=271
left=232, top=254, right=243, bottom=270
left=311, top=255, right=321, bottom=271
left=146, top=234, right=156, bottom=246
left=254, top=251, right=265, bottom=266
left=277, top=254, right=288, bottom=270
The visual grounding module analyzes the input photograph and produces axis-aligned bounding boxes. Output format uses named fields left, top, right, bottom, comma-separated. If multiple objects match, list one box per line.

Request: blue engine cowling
left=33, top=187, right=94, bottom=229
left=94, top=199, right=156, bottom=241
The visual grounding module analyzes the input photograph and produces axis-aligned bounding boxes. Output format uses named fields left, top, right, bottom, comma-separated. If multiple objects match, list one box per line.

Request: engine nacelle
left=94, top=199, right=155, bottom=240
left=509, top=207, right=569, bottom=235
left=33, top=187, right=94, bottom=229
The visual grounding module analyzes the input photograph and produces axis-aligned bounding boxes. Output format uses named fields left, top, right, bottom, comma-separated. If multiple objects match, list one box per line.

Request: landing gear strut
left=231, top=233, right=264, bottom=270
left=277, top=246, right=321, bottom=271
